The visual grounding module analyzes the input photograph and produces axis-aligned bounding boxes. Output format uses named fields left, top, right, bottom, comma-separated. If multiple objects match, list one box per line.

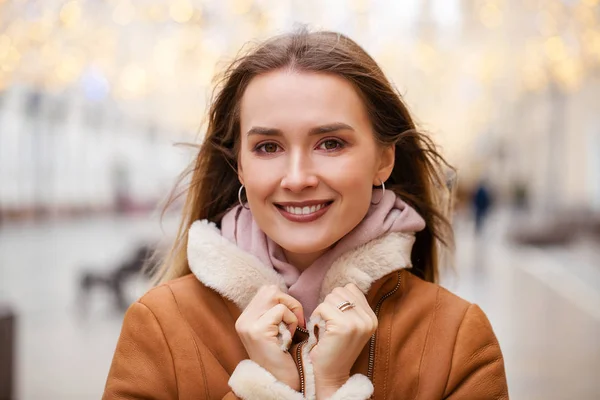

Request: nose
left=280, top=149, right=318, bottom=193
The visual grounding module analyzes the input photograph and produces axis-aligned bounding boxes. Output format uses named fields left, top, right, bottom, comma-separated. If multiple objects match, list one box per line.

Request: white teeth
left=284, top=203, right=327, bottom=215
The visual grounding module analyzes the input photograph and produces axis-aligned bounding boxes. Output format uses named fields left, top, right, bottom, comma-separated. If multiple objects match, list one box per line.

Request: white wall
left=0, top=85, right=191, bottom=211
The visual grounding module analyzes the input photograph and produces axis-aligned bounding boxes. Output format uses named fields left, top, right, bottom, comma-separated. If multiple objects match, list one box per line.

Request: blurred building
left=0, top=0, right=599, bottom=220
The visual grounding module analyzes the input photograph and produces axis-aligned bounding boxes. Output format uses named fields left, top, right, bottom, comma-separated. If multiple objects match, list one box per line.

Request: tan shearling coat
left=103, top=220, right=508, bottom=399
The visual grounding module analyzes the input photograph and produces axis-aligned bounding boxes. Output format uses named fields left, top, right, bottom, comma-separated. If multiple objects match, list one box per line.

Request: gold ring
left=337, top=300, right=356, bottom=312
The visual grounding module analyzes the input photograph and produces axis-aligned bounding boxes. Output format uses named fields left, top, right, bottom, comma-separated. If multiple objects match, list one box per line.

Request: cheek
left=322, top=151, right=378, bottom=192
left=239, top=156, right=282, bottom=200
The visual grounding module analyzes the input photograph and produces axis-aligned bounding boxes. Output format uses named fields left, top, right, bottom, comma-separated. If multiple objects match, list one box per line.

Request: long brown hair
left=153, top=29, right=454, bottom=284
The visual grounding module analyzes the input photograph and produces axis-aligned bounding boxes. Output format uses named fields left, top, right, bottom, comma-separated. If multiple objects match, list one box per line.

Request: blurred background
left=0, top=0, right=599, bottom=398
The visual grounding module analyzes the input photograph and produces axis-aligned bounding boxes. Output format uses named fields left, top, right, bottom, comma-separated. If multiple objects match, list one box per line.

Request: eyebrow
left=246, top=122, right=355, bottom=137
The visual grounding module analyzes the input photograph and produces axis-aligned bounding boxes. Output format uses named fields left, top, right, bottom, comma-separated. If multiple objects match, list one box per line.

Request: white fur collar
left=187, top=219, right=415, bottom=310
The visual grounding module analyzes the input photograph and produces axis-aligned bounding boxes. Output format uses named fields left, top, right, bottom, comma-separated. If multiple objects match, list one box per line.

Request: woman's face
left=238, top=70, right=394, bottom=268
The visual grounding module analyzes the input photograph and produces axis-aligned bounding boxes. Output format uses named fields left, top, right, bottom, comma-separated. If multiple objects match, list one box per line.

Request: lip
left=275, top=201, right=333, bottom=223
left=275, top=199, right=333, bottom=207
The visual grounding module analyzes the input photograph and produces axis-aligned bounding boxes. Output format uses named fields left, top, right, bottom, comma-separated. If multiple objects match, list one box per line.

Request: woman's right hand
left=235, top=285, right=305, bottom=391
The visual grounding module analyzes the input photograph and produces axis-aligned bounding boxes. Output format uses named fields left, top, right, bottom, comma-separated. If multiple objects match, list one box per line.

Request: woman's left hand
left=308, top=283, right=378, bottom=398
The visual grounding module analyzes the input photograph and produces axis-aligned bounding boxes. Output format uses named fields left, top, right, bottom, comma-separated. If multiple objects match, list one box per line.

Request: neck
left=283, top=247, right=330, bottom=272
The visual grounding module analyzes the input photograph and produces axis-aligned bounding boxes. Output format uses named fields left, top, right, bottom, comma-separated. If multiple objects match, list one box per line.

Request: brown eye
left=262, top=143, right=278, bottom=153
left=319, top=139, right=342, bottom=151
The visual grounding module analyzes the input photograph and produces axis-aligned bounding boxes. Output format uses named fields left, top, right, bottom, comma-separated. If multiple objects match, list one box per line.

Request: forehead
left=239, top=70, right=370, bottom=131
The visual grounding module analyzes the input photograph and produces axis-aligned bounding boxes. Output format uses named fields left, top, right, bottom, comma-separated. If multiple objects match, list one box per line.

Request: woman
left=103, top=29, right=508, bottom=399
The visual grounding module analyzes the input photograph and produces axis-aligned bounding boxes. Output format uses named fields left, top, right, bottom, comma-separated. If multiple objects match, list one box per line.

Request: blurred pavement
left=0, top=209, right=599, bottom=399
left=443, top=209, right=600, bottom=400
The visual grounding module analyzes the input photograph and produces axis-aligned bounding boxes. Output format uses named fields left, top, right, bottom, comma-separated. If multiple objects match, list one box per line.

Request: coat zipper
left=296, top=325, right=309, bottom=334
left=367, top=270, right=402, bottom=381
left=294, top=325, right=309, bottom=395
left=296, top=340, right=308, bottom=395
left=294, top=271, right=402, bottom=391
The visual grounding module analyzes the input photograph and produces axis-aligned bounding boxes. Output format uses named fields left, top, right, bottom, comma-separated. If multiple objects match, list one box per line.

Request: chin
left=275, top=237, right=335, bottom=255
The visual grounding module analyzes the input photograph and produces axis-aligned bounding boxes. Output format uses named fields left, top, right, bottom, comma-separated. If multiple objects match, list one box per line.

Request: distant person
left=472, top=180, right=493, bottom=234
left=104, top=29, right=508, bottom=399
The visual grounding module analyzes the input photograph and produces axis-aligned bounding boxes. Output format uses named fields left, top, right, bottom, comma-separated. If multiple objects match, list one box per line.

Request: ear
left=373, top=144, right=395, bottom=185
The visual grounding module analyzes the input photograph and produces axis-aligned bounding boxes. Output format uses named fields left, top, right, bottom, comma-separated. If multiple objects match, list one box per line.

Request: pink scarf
left=220, top=190, right=426, bottom=316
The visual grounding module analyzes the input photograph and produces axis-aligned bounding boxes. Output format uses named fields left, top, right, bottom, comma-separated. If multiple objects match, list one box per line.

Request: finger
left=261, top=303, right=299, bottom=336
left=245, top=285, right=283, bottom=314
left=329, top=287, right=364, bottom=312
left=246, top=285, right=304, bottom=326
left=324, top=291, right=356, bottom=312
left=316, top=292, right=362, bottom=323
left=326, top=289, right=374, bottom=328
left=276, top=293, right=305, bottom=328
left=343, top=284, right=377, bottom=326
left=344, top=283, right=371, bottom=308
left=334, top=285, right=374, bottom=319
left=311, top=300, right=344, bottom=324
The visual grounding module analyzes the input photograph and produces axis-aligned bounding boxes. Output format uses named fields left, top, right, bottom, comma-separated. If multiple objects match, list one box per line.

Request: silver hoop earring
left=238, top=185, right=250, bottom=210
left=371, top=180, right=385, bottom=205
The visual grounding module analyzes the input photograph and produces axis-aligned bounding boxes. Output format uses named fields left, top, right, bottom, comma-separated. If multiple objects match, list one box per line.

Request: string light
left=545, top=36, right=568, bottom=62
left=479, top=2, right=503, bottom=29
left=112, top=0, right=135, bottom=26
left=60, top=1, right=82, bottom=28
left=553, top=57, right=583, bottom=91
left=536, top=9, right=557, bottom=36
left=0, top=34, right=11, bottom=59
left=54, top=51, right=85, bottom=84
left=229, top=0, right=253, bottom=15
left=118, top=64, right=148, bottom=98
left=170, top=0, right=195, bottom=24
left=522, top=64, right=548, bottom=92
left=0, top=0, right=597, bottom=130
left=1, top=45, right=20, bottom=73
left=583, top=29, right=600, bottom=59
left=147, top=5, right=167, bottom=22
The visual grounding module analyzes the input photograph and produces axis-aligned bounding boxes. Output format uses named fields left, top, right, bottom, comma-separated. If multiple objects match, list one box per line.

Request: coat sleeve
left=443, top=304, right=509, bottom=400
left=102, top=301, right=243, bottom=400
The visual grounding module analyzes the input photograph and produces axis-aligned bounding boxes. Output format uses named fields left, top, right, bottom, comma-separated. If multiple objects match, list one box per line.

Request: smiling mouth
left=278, top=203, right=330, bottom=215
left=274, top=201, right=334, bottom=222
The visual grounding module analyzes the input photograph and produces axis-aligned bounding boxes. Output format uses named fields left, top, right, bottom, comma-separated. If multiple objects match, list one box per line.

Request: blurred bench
left=510, top=210, right=600, bottom=247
